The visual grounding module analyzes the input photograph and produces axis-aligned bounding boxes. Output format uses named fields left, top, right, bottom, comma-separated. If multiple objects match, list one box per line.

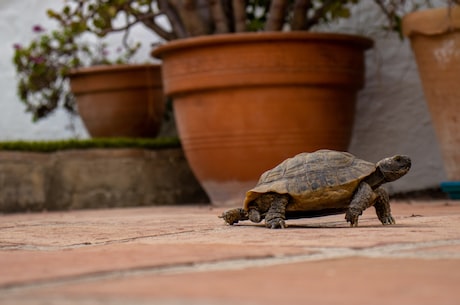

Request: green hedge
left=0, top=137, right=181, bottom=152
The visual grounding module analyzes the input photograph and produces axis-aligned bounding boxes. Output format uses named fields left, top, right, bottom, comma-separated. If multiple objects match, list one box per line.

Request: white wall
left=0, top=0, right=447, bottom=192
left=0, top=1, right=83, bottom=139
left=327, top=2, right=447, bottom=192
left=0, top=0, right=161, bottom=140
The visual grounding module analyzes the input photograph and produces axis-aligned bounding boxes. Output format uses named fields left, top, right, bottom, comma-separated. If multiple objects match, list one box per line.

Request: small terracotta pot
left=153, top=32, right=373, bottom=205
left=69, top=64, right=164, bottom=138
left=403, top=6, right=460, bottom=180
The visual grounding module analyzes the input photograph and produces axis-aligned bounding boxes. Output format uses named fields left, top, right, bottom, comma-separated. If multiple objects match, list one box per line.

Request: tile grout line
left=0, top=229, right=218, bottom=251
left=1, top=238, right=459, bottom=296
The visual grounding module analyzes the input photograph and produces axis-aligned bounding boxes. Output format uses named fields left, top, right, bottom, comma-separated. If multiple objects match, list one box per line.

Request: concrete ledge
left=0, top=148, right=209, bottom=212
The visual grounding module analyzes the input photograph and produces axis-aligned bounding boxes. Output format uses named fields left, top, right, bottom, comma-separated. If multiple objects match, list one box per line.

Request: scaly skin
left=219, top=208, right=248, bottom=225
left=345, top=183, right=395, bottom=227
left=373, top=187, right=395, bottom=225
left=263, top=193, right=289, bottom=229
left=345, top=182, right=374, bottom=227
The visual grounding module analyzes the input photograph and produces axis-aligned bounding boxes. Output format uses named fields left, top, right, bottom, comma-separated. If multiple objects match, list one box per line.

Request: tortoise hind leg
left=373, top=187, right=395, bottom=225
left=264, top=193, right=289, bottom=229
left=220, top=208, right=248, bottom=225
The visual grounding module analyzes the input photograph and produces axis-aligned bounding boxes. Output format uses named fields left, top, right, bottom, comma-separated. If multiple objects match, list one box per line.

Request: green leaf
left=63, top=5, right=71, bottom=16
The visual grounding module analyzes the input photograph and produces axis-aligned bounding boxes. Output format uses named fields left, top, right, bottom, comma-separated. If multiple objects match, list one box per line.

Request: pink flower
left=30, top=56, right=45, bottom=64
left=13, top=43, right=22, bottom=50
left=32, top=24, right=45, bottom=33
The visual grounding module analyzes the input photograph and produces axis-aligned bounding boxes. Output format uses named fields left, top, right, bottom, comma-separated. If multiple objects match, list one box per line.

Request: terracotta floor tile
left=0, top=201, right=459, bottom=305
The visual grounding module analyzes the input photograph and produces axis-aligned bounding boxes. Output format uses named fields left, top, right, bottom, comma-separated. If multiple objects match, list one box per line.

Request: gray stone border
left=0, top=148, right=209, bottom=212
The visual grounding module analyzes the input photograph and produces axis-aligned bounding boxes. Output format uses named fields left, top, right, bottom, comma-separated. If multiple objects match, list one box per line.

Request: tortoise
left=220, top=149, right=411, bottom=228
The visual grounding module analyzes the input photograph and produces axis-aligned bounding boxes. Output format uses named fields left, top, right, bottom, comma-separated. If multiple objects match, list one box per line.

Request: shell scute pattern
left=244, top=150, right=376, bottom=210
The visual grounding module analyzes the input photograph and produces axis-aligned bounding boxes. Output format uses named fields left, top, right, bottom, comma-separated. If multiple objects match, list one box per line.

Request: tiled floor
left=1, top=200, right=459, bottom=304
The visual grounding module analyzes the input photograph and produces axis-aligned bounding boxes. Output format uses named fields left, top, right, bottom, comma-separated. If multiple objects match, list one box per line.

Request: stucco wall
left=0, top=1, right=447, bottom=193
left=344, top=2, right=446, bottom=193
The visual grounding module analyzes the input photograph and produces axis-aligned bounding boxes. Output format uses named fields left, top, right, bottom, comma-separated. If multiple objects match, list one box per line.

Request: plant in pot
left=12, top=8, right=164, bottom=138
left=375, top=0, right=460, bottom=198
left=53, top=0, right=376, bottom=205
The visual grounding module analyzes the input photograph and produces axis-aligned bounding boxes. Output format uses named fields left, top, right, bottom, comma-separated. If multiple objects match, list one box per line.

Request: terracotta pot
left=69, top=64, right=164, bottom=138
left=403, top=6, right=460, bottom=180
left=153, top=32, right=373, bottom=205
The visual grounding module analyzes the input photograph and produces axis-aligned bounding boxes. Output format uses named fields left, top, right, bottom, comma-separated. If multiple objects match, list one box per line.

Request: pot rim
left=403, top=5, right=460, bottom=37
left=68, top=63, right=161, bottom=76
left=152, top=31, right=373, bottom=59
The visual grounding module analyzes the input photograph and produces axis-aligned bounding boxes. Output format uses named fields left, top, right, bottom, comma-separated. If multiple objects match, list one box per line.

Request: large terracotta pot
left=153, top=32, right=373, bottom=205
left=69, top=64, right=164, bottom=138
left=403, top=6, right=460, bottom=180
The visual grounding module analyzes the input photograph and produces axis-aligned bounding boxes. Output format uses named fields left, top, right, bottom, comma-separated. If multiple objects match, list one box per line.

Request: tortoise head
left=376, top=155, right=411, bottom=182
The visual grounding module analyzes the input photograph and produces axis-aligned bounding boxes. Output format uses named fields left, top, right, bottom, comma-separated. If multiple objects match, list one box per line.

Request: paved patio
left=1, top=200, right=459, bottom=305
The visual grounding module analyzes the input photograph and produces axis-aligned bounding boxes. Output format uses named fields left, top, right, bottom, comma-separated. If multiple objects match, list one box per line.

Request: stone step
left=0, top=148, right=209, bottom=212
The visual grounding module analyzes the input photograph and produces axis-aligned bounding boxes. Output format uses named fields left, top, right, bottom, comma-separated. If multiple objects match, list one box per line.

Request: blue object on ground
left=440, top=181, right=460, bottom=200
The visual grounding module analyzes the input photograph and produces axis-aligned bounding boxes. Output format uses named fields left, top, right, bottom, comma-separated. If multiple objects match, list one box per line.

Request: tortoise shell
left=243, top=150, right=376, bottom=216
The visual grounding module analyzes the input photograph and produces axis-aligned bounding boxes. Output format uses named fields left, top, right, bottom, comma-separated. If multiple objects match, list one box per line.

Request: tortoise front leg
left=373, top=187, right=395, bottom=225
left=264, top=193, right=289, bottom=229
left=345, top=182, right=374, bottom=227
left=220, top=208, right=248, bottom=225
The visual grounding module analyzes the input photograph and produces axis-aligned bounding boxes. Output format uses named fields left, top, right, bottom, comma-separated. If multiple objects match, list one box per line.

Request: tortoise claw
left=381, top=215, right=396, bottom=225
left=345, top=208, right=360, bottom=227
left=349, top=220, right=358, bottom=227
left=266, top=218, right=287, bottom=229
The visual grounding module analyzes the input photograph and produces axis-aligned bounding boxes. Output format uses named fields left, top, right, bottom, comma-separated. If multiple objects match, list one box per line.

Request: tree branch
left=158, top=0, right=188, bottom=39
left=210, top=0, right=230, bottom=33
left=291, top=0, right=311, bottom=30
left=232, top=0, right=246, bottom=32
left=96, top=11, right=156, bottom=36
left=122, top=5, right=177, bottom=41
left=265, top=0, right=289, bottom=31
left=170, top=0, right=211, bottom=37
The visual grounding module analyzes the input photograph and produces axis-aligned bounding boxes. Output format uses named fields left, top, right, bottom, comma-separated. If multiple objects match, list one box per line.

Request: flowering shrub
left=13, top=19, right=140, bottom=121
